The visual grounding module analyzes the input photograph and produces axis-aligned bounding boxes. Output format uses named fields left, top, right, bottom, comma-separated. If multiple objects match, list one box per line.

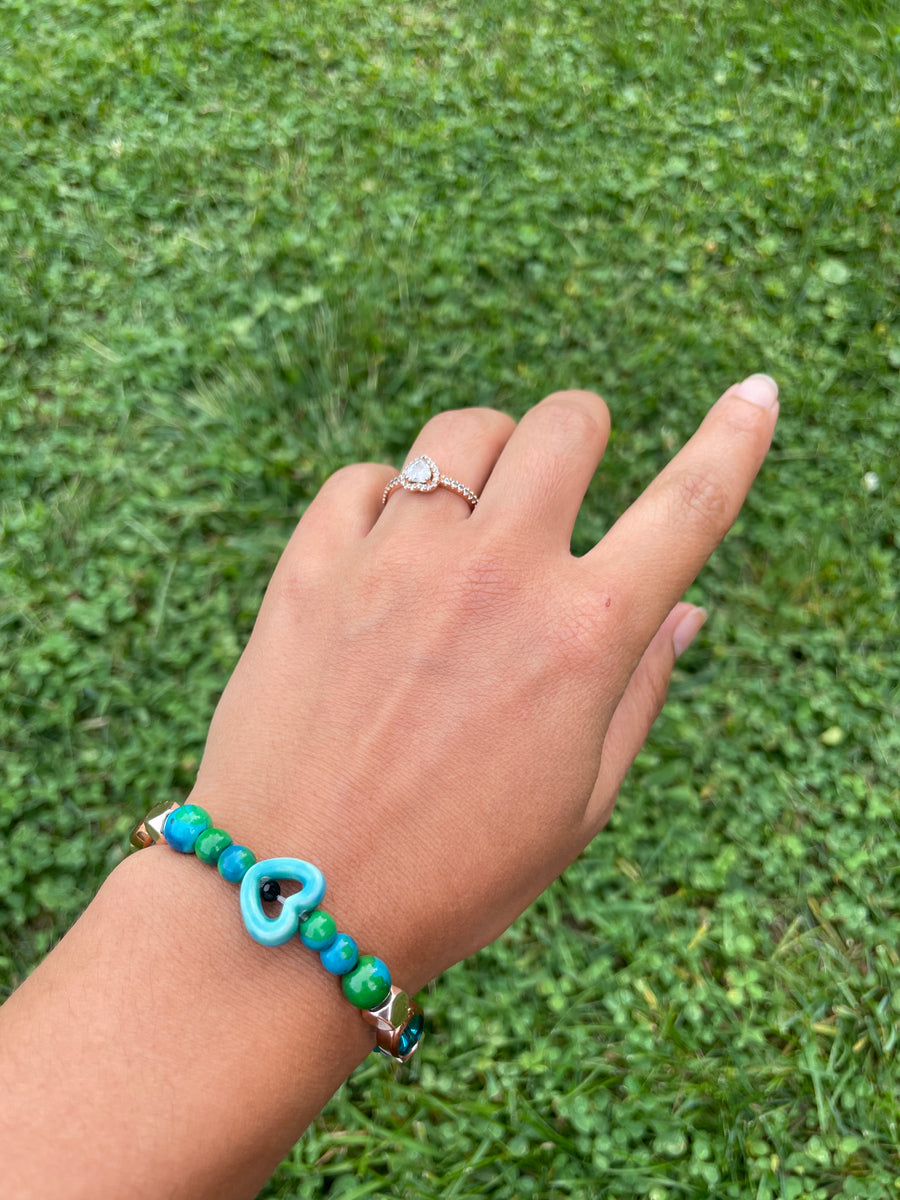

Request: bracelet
left=129, top=801, right=424, bottom=1063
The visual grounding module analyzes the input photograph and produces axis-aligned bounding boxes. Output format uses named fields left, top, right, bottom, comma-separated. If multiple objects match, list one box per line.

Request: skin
left=0, top=378, right=778, bottom=1199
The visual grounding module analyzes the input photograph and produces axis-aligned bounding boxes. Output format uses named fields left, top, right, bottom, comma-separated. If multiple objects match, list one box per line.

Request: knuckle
left=668, top=467, right=733, bottom=534
left=273, top=551, right=326, bottom=614
left=536, top=394, right=607, bottom=446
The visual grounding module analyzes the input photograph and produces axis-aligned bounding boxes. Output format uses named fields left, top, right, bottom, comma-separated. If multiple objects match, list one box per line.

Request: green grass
left=2, top=1, right=899, bottom=1196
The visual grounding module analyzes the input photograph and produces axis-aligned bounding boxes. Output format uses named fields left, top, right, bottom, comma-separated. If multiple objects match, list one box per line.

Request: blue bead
left=320, top=933, right=359, bottom=975
left=163, top=804, right=211, bottom=853
left=217, top=844, right=256, bottom=883
left=397, top=1013, right=425, bottom=1057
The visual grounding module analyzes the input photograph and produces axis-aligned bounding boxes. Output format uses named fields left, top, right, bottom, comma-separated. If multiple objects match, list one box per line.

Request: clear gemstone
left=404, top=457, right=432, bottom=484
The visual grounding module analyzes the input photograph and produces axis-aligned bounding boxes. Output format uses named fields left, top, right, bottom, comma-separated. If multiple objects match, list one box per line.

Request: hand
left=0, top=376, right=779, bottom=1200
left=190, top=376, right=778, bottom=993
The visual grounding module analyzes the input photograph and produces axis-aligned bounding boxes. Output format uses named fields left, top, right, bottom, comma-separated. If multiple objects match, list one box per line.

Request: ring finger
left=373, top=406, right=517, bottom=532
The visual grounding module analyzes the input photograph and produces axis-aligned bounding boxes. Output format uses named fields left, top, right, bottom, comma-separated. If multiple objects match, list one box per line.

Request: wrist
left=114, top=841, right=375, bottom=1068
left=183, top=781, right=437, bottom=995
left=0, top=839, right=374, bottom=1200
left=139, top=794, right=428, bottom=1056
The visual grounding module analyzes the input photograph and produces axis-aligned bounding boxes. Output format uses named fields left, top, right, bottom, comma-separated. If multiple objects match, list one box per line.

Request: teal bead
left=320, top=933, right=358, bottom=975
left=163, top=804, right=211, bottom=853
left=299, top=910, right=336, bottom=951
left=342, top=955, right=392, bottom=1009
left=217, top=844, right=256, bottom=883
left=194, top=827, right=232, bottom=865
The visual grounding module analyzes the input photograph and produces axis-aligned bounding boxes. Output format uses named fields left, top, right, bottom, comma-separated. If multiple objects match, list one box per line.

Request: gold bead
left=129, top=801, right=182, bottom=850
left=361, top=986, right=424, bottom=1062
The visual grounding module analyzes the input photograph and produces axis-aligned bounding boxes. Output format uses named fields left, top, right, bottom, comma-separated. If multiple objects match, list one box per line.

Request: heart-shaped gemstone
left=239, top=857, right=327, bottom=947
left=402, top=455, right=439, bottom=490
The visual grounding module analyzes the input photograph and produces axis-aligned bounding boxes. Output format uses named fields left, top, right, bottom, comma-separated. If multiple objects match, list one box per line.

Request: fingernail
left=673, top=606, right=708, bottom=658
left=736, top=373, right=779, bottom=409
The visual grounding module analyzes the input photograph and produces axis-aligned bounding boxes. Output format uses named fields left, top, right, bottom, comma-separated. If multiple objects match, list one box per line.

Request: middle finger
left=475, top=390, right=611, bottom=545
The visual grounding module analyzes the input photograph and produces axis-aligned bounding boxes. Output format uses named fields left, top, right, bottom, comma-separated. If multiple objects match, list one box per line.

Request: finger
left=585, top=374, right=778, bottom=652
left=376, top=407, right=516, bottom=528
left=475, top=391, right=611, bottom=545
left=257, top=462, right=397, bottom=617
left=286, top=462, right=397, bottom=551
left=584, top=602, right=707, bottom=832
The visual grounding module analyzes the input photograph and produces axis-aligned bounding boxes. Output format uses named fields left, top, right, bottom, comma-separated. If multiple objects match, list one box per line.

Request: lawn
left=1, top=1, right=898, bottom=1197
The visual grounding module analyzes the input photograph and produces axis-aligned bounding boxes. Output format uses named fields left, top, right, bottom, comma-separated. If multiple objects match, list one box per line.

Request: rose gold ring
left=381, top=455, right=479, bottom=509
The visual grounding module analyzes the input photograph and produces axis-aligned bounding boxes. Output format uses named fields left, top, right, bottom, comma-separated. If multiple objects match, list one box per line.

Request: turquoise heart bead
left=239, top=857, right=327, bottom=947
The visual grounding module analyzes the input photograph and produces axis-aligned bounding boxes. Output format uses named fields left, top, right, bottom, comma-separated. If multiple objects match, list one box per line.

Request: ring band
left=382, top=455, right=479, bottom=509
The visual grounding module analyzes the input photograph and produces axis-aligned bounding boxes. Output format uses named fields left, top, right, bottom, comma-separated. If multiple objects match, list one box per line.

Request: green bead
left=342, top=955, right=392, bottom=1009
left=299, top=910, right=337, bottom=950
left=194, top=827, right=233, bottom=865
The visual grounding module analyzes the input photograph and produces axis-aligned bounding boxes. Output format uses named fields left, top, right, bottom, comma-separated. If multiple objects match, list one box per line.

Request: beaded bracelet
left=130, top=801, right=424, bottom=1063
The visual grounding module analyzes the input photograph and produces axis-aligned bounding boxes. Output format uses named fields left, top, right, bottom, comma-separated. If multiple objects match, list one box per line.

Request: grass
left=2, top=0, right=899, bottom=1196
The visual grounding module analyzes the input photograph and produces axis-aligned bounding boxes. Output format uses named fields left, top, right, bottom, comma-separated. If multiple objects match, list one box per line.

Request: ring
left=382, top=455, right=479, bottom=509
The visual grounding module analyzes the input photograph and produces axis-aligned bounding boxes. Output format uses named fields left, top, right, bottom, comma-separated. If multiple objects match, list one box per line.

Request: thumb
left=585, top=602, right=708, bottom=832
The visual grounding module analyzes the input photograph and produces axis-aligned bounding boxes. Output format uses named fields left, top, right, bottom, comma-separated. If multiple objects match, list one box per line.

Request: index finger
left=585, top=373, right=779, bottom=647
